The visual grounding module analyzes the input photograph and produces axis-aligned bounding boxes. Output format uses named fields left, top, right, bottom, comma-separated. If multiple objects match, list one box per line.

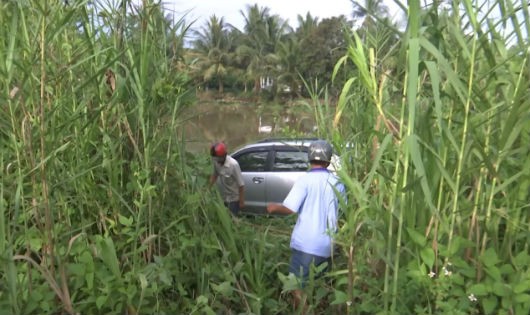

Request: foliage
left=191, top=15, right=235, bottom=93
left=1, top=0, right=529, bottom=314
left=298, top=16, right=353, bottom=96
left=188, top=4, right=353, bottom=100
left=329, top=0, right=530, bottom=314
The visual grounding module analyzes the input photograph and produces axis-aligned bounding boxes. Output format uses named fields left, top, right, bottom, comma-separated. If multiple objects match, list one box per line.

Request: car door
left=232, top=147, right=271, bottom=214
left=266, top=146, right=309, bottom=205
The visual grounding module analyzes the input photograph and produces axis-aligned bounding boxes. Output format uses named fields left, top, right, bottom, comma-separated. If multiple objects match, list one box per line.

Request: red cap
left=210, top=142, right=227, bottom=157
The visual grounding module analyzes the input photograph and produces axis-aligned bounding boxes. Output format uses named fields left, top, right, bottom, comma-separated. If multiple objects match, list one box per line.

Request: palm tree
left=295, top=12, right=319, bottom=40
left=236, top=4, right=289, bottom=95
left=275, top=36, right=303, bottom=97
left=351, top=0, right=389, bottom=22
left=192, top=15, right=234, bottom=93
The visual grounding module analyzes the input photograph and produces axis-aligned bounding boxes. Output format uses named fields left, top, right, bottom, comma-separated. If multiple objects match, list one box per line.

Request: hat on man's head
left=308, top=140, right=332, bottom=163
left=210, top=142, right=227, bottom=157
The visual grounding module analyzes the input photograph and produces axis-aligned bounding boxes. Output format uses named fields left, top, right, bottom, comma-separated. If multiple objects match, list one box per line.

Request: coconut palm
left=275, top=36, right=303, bottom=97
left=192, top=15, right=234, bottom=93
left=236, top=4, right=289, bottom=95
left=295, top=12, right=320, bottom=39
left=351, top=0, right=390, bottom=21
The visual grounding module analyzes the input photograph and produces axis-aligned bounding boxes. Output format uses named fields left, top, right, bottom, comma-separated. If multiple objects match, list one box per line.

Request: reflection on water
left=180, top=103, right=316, bottom=153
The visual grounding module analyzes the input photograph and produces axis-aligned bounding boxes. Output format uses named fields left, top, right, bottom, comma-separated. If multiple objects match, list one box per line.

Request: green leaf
left=278, top=272, right=301, bottom=291
left=118, top=214, right=133, bottom=226
left=139, top=273, right=148, bottom=291
left=514, top=280, right=530, bottom=294
left=29, top=237, right=43, bottom=252
left=484, top=265, right=502, bottom=282
left=68, top=263, right=85, bottom=276
left=451, top=256, right=471, bottom=270
left=406, top=227, right=426, bottom=247
left=96, top=236, right=121, bottom=278
left=451, top=273, right=465, bottom=286
left=468, top=283, right=489, bottom=296
left=196, top=295, right=208, bottom=305
left=406, top=135, right=436, bottom=211
left=330, top=290, right=349, bottom=305
left=480, top=248, right=500, bottom=267
left=29, top=290, right=43, bottom=302
left=515, top=294, right=530, bottom=303
left=96, top=295, right=107, bottom=309
left=502, top=296, right=512, bottom=309
left=211, top=281, right=233, bottom=296
left=481, top=297, right=498, bottom=315
left=420, top=247, right=435, bottom=269
left=447, top=236, right=461, bottom=256
left=492, top=282, right=511, bottom=297
left=85, top=272, right=94, bottom=290
left=333, top=77, right=355, bottom=127
left=420, top=38, right=468, bottom=104
left=515, top=304, right=530, bottom=315
left=514, top=251, right=530, bottom=268
left=78, top=251, right=93, bottom=265
left=459, top=265, right=476, bottom=279
left=499, top=264, right=514, bottom=275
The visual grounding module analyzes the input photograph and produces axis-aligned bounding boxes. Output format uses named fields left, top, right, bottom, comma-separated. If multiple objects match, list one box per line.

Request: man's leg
left=292, top=289, right=306, bottom=313
left=224, top=201, right=240, bottom=216
left=289, top=249, right=331, bottom=313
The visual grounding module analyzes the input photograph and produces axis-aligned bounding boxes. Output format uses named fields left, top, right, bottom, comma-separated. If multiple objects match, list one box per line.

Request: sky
left=163, top=0, right=368, bottom=30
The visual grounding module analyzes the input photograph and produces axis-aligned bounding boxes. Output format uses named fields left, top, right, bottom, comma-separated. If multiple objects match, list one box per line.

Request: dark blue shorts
left=289, top=248, right=331, bottom=284
left=224, top=201, right=240, bottom=216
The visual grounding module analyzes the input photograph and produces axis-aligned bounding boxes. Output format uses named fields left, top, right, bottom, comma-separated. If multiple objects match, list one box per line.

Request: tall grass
left=331, top=0, right=530, bottom=314
left=1, top=0, right=529, bottom=314
left=1, top=1, right=292, bottom=313
left=3, top=0, right=188, bottom=314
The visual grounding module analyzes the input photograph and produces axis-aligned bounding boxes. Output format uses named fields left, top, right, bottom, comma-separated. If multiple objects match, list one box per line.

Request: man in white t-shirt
left=267, top=140, right=346, bottom=310
left=209, top=142, right=245, bottom=216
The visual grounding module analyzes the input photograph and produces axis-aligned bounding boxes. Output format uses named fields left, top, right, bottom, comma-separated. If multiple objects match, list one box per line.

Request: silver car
left=230, top=138, right=340, bottom=214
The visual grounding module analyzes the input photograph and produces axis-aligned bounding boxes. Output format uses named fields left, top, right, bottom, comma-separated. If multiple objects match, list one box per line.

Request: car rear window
left=272, top=151, right=309, bottom=172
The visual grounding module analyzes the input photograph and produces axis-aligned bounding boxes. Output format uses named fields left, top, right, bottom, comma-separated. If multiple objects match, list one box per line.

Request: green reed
left=331, top=0, right=530, bottom=314
left=1, top=0, right=195, bottom=313
left=1, top=0, right=529, bottom=314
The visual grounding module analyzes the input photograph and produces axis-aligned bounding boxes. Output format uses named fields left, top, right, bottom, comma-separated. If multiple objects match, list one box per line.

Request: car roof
left=234, top=138, right=322, bottom=152
left=256, top=137, right=321, bottom=144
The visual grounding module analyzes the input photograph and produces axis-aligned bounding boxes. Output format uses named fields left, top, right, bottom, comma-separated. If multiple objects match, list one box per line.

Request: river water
left=180, top=102, right=316, bottom=154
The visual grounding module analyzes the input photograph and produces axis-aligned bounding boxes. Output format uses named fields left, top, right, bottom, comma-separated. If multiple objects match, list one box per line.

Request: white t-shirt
left=283, top=168, right=345, bottom=258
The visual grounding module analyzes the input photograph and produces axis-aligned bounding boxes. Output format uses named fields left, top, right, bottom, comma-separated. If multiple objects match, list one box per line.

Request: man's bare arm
left=267, top=203, right=294, bottom=215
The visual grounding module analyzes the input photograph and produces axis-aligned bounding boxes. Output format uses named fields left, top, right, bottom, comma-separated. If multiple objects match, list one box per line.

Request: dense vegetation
left=189, top=4, right=354, bottom=99
left=1, top=0, right=529, bottom=314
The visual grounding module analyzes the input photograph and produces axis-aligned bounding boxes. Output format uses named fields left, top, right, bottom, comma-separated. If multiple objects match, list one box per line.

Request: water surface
left=181, top=102, right=316, bottom=154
